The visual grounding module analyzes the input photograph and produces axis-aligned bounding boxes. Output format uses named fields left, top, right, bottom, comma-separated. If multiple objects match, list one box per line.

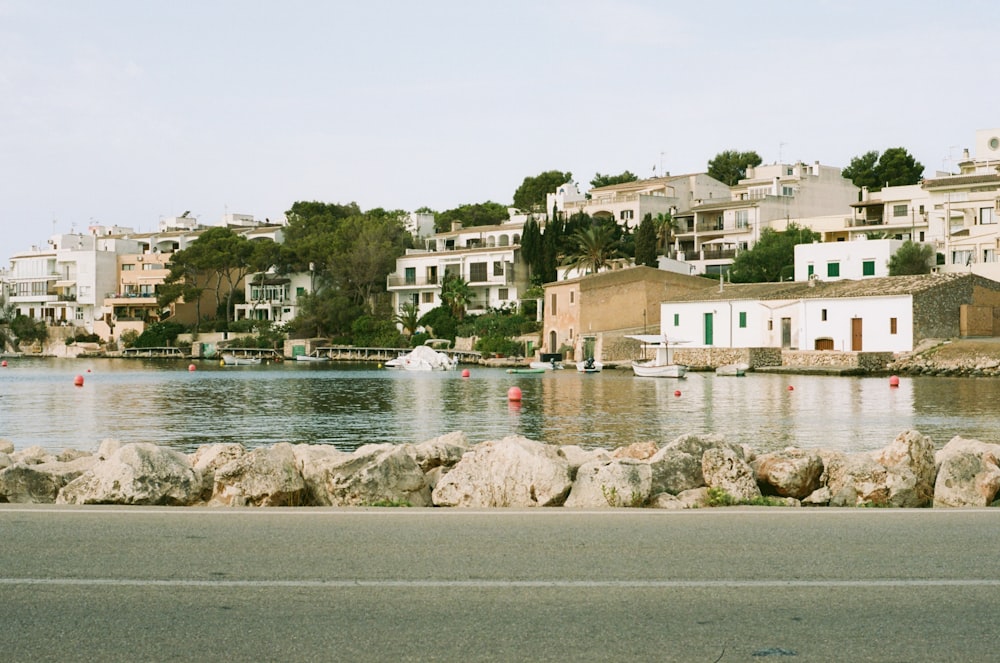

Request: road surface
left=2, top=505, right=999, bottom=662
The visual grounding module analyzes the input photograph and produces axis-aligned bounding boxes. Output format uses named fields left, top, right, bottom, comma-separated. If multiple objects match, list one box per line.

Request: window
left=422, top=292, right=434, bottom=303
left=493, top=261, right=504, bottom=276
left=673, top=313, right=679, bottom=326
left=862, top=260, right=875, bottom=276
left=296, top=287, right=305, bottom=296
left=142, top=263, right=154, bottom=270
left=952, top=250, right=973, bottom=266
left=469, top=262, right=487, bottom=282
left=75, top=309, right=84, bottom=320
left=782, top=186, right=794, bottom=197
left=550, top=293, right=557, bottom=316
left=404, top=267, right=416, bottom=284
left=739, top=312, right=747, bottom=328
left=827, top=262, right=840, bottom=277
left=807, top=264, right=814, bottom=277
left=821, top=309, right=828, bottom=321
left=980, top=207, right=995, bottom=225
left=498, top=288, right=509, bottom=301
left=427, top=266, right=438, bottom=283
left=620, top=210, right=634, bottom=221
left=735, top=210, right=749, bottom=228
left=890, top=317, right=898, bottom=334
left=985, top=249, right=998, bottom=264
left=570, top=291, right=574, bottom=304
left=767, top=320, right=773, bottom=331
left=121, top=264, right=134, bottom=271
left=893, top=204, right=908, bottom=217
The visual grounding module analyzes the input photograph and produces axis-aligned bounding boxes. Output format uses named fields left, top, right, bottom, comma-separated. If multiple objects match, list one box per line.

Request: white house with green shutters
left=793, top=238, right=912, bottom=282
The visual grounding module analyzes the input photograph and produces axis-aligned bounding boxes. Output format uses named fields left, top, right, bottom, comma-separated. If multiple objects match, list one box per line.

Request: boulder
left=190, top=443, right=247, bottom=501
left=611, top=441, right=659, bottom=461
left=56, top=449, right=92, bottom=462
left=57, top=443, right=202, bottom=506
left=293, top=444, right=353, bottom=505
left=0, top=453, right=10, bottom=470
left=558, top=445, right=611, bottom=479
left=0, top=439, right=14, bottom=455
left=662, top=433, right=742, bottom=459
left=802, top=486, right=832, bottom=506
left=933, top=436, right=1000, bottom=508
left=212, top=443, right=306, bottom=507
left=871, top=430, right=936, bottom=507
left=10, top=445, right=56, bottom=466
left=648, top=492, right=686, bottom=509
left=675, top=487, right=711, bottom=509
left=431, top=436, right=572, bottom=507
left=702, top=447, right=761, bottom=502
left=565, top=458, right=652, bottom=508
left=96, top=438, right=126, bottom=460
left=314, top=444, right=431, bottom=506
left=407, top=431, right=470, bottom=473
left=648, top=447, right=704, bottom=495
left=0, top=455, right=97, bottom=503
left=825, top=453, right=889, bottom=507
left=752, top=448, right=823, bottom=499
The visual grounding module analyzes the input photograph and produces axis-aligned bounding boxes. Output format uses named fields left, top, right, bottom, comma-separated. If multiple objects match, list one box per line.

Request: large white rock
left=431, top=436, right=572, bottom=507
left=648, top=447, right=704, bottom=495
left=57, top=443, right=202, bottom=506
left=314, top=444, right=432, bottom=506
left=825, top=453, right=889, bottom=506
left=702, top=447, right=761, bottom=502
left=752, top=448, right=823, bottom=499
left=611, top=441, right=659, bottom=460
left=10, top=445, right=56, bottom=466
left=0, top=456, right=97, bottom=503
left=407, top=431, right=470, bottom=473
left=0, top=453, right=10, bottom=470
left=211, top=443, right=306, bottom=507
left=190, top=443, right=247, bottom=501
left=872, top=430, right=937, bottom=507
left=565, top=458, right=652, bottom=508
left=0, top=439, right=14, bottom=455
left=933, top=436, right=1000, bottom=507
left=292, top=444, right=353, bottom=505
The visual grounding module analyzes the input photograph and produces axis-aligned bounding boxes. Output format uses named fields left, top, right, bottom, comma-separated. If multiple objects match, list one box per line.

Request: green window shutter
left=739, top=311, right=747, bottom=328
left=862, top=260, right=875, bottom=276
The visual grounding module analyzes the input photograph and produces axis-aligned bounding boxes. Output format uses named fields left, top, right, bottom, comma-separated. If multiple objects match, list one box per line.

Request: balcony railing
left=387, top=275, right=441, bottom=288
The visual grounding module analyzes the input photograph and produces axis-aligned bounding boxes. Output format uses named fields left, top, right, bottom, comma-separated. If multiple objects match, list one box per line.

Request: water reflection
left=1, top=358, right=999, bottom=455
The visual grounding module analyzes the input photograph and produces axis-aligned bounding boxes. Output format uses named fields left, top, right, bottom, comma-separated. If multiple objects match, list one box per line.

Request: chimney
left=451, top=222, right=463, bottom=231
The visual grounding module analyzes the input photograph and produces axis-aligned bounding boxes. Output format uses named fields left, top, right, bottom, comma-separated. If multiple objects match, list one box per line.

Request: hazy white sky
left=2, top=0, right=999, bottom=255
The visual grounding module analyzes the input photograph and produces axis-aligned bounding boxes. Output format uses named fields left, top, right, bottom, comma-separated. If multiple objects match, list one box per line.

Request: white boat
left=576, top=357, right=602, bottom=373
left=295, top=353, right=330, bottom=362
left=625, top=334, right=688, bottom=379
left=221, top=353, right=261, bottom=366
left=529, top=359, right=564, bottom=370
left=716, top=363, right=748, bottom=377
left=383, top=344, right=458, bottom=371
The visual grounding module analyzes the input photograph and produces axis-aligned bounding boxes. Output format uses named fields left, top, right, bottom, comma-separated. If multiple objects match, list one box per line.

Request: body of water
left=1, top=357, right=998, bottom=455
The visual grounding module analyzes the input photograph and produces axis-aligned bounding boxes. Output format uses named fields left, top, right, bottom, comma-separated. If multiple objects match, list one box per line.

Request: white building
left=234, top=271, right=313, bottom=324
left=387, top=217, right=528, bottom=318
left=793, top=238, right=911, bottom=282
left=660, top=273, right=998, bottom=353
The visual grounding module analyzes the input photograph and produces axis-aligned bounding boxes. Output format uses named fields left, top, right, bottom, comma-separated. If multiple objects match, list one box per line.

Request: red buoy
left=1, top=360, right=6, bottom=367
left=674, top=390, right=681, bottom=397
left=507, top=386, right=522, bottom=402
left=189, top=364, right=197, bottom=372
left=461, top=369, right=470, bottom=378
left=889, top=375, right=900, bottom=387
left=787, top=385, right=794, bottom=391
left=73, top=375, right=84, bottom=387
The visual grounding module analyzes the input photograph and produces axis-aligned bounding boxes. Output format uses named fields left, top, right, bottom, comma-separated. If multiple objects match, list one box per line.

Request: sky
left=3, top=0, right=1000, bottom=257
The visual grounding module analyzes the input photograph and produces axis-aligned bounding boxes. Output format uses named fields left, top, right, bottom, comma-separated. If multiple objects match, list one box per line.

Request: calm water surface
left=2, top=357, right=999, bottom=455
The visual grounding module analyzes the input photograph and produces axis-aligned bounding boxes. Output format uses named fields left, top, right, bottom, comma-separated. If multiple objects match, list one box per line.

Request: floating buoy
left=73, top=375, right=84, bottom=387
left=674, top=390, right=681, bottom=397
left=1, top=360, right=6, bottom=367
left=787, top=385, right=795, bottom=391
left=507, top=386, right=522, bottom=402
left=188, top=364, right=197, bottom=372
left=377, top=363, right=382, bottom=368
left=220, top=360, right=225, bottom=367
left=462, top=369, right=470, bottom=378
left=86, top=368, right=92, bottom=373
left=889, top=375, right=900, bottom=387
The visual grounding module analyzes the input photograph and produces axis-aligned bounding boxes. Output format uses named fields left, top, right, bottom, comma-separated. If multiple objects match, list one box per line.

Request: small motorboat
left=506, top=367, right=547, bottom=374
left=716, top=363, right=748, bottom=377
left=576, top=357, right=602, bottom=373
left=295, top=352, right=330, bottom=362
left=626, top=334, right=688, bottom=379
left=221, top=353, right=261, bottom=366
left=529, top=359, right=564, bottom=370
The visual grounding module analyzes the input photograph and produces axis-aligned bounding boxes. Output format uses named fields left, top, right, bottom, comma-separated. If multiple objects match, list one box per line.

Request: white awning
left=701, top=238, right=736, bottom=246
left=54, top=279, right=76, bottom=287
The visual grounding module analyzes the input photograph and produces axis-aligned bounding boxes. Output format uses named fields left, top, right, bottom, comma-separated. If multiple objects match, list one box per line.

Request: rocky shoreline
left=2, top=429, right=998, bottom=508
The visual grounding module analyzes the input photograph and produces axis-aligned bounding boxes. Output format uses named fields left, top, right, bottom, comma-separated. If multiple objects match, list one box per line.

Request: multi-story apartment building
left=387, top=215, right=530, bottom=319
left=674, top=161, right=858, bottom=276
left=847, top=184, right=931, bottom=243
left=234, top=271, right=313, bottom=324
left=8, top=232, right=145, bottom=332
left=922, top=128, right=1000, bottom=279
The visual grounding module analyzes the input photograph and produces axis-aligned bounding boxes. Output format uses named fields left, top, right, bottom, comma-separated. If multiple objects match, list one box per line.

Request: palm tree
left=440, top=274, right=473, bottom=321
left=561, top=225, right=621, bottom=276
left=0, top=298, right=15, bottom=351
left=653, top=212, right=682, bottom=256
left=393, top=300, right=421, bottom=337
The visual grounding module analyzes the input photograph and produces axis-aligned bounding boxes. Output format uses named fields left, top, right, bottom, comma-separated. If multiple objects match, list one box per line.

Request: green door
left=704, top=312, right=714, bottom=346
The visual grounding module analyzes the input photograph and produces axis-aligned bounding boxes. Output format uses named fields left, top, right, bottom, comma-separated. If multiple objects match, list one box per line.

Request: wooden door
left=851, top=318, right=863, bottom=351
left=781, top=318, right=792, bottom=349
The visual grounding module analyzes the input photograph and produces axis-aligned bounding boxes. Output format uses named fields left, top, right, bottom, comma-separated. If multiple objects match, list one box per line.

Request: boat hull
left=631, top=361, right=687, bottom=378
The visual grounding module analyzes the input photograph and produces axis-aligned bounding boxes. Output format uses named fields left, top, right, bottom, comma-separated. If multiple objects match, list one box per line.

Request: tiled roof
left=663, top=273, right=976, bottom=303
left=691, top=198, right=756, bottom=212
left=922, top=173, right=1000, bottom=188
left=588, top=173, right=698, bottom=194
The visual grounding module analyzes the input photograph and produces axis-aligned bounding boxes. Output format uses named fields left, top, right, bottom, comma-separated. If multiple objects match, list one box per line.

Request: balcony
left=387, top=275, right=440, bottom=288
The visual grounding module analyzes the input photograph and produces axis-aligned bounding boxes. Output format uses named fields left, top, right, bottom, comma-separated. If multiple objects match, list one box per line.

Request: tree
left=842, top=147, right=924, bottom=191
left=0, top=297, right=15, bottom=351
left=331, top=210, right=411, bottom=312
left=653, top=211, right=681, bottom=254
left=561, top=224, right=622, bottom=276
left=888, top=241, right=934, bottom=275
left=512, top=170, right=572, bottom=211
left=590, top=171, right=638, bottom=189
left=10, top=315, right=48, bottom=348
left=440, top=274, right=474, bottom=321
left=707, top=150, right=763, bottom=186
left=634, top=214, right=658, bottom=267
left=728, top=223, right=820, bottom=283
left=520, top=216, right=543, bottom=280
left=393, top=301, right=421, bottom=338
left=435, top=202, right=509, bottom=233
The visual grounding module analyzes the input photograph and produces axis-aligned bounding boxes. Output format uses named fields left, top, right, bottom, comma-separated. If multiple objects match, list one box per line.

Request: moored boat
left=576, top=357, right=602, bottom=373
left=716, top=363, right=748, bottom=377
left=626, top=334, right=688, bottom=379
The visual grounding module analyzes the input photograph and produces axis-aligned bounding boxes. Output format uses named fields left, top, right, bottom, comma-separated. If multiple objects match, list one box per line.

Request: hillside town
left=4, top=128, right=1000, bottom=372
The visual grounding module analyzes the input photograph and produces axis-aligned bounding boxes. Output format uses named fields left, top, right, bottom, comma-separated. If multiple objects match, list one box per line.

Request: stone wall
left=780, top=350, right=893, bottom=370
left=674, top=347, right=782, bottom=370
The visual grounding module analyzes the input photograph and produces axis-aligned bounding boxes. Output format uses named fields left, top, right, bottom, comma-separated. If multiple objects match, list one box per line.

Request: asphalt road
left=2, top=505, right=1000, bottom=662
